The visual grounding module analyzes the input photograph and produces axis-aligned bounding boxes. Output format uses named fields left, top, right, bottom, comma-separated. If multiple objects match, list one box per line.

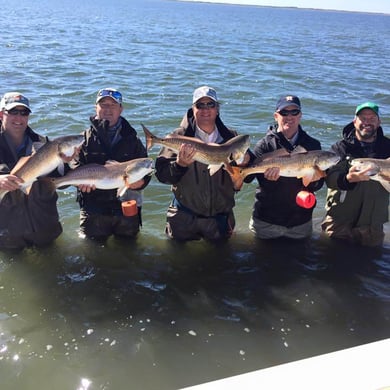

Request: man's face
left=0, top=105, right=30, bottom=139
left=95, top=97, right=123, bottom=127
left=354, top=108, right=381, bottom=141
left=273, top=105, right=302, bottom=138
left=193, top=98, right=219, bottom=132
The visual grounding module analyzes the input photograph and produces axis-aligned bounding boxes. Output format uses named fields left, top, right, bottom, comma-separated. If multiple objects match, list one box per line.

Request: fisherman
left=321, top=102, right=390, bottom=246
left=154, top=85, right=250, bottom=241
left=245, top=95, right=324, bottom=240
left=0, top=92, right=78, bottom=249
left=76, top=88, right=151, bottom=241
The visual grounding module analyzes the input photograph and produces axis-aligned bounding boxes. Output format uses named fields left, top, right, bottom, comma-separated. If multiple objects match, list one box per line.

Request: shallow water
left=1, top=1, right=389, bottom=389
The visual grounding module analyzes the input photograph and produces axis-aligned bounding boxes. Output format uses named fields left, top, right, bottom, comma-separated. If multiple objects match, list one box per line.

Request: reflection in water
left=0, top=229, right=389, bottom=389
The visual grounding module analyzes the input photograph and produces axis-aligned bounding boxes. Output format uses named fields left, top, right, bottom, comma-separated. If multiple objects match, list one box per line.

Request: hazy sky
left=181, top=0, right=390, bottom=14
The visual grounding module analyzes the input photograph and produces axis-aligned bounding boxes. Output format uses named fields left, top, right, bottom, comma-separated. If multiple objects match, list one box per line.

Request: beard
left=356, top=125, right=377, bottom=141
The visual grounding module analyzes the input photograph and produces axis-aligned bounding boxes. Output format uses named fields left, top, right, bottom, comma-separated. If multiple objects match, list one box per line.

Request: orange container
left=121, top=200, right=138, bottom=216
left=296, top=191, right=316, bottom=209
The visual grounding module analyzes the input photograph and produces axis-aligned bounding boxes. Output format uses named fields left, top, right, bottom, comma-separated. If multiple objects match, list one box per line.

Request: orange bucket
left=121, top=200, right=138, bottom=216
left=296, top=191, right=316, bottom=209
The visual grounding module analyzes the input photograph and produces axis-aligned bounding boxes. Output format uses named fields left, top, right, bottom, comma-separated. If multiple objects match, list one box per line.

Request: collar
left=195, top=125, right=221, bottom=143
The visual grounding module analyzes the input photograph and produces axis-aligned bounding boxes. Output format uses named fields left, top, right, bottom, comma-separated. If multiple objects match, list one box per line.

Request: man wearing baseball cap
left=0, top=92, right=63, bottom=249
left=154, top=85, right=250, bottom=241
left=322, top=102, right=390, bottom=246
left=75, top=88, right=151, bottom=241
left=245, top=95, right=324, bottom=240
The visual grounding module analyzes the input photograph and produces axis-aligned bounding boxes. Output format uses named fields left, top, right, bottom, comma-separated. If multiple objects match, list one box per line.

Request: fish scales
left=51, top=157, right=154, bottom=193
left=0, top=134, right=84, bottom=202
left=351, top=157, right=390, bottom=192
left=237, top=150, right=340, bottom=186
left=142, top=124, right=250, bottom=175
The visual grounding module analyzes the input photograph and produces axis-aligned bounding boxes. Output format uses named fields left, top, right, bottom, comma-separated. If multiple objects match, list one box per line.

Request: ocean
left=0, top=0, right=389, bottom=389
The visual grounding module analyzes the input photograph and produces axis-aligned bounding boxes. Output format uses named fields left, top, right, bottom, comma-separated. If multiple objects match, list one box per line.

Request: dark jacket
left=326, top=122, right=390, bottom=190
left=154, top=109, right=238, bottom=217
left=247, top=125, right=324, bottom=227
left=0, top=125, right=62, bottom=249
left=77, top=116, right=150, bottom=213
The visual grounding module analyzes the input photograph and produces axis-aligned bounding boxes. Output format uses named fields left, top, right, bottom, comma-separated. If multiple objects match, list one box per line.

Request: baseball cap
left=276, top=95, right=301, bottom=112
left=96, top=88, right=122, bottom=105
left=355, top=102, right=379, bottom=116
left=192, top=86, right=218, bottom=104
left=0, top=92, right=31, bottom=112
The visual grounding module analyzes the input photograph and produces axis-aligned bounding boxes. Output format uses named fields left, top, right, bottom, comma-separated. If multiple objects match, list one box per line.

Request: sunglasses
left=195, top=101, right=217, bottom=109
left=97, top=89, right=122, bottom=103
left=278, top=109, right=301, bottom=117
left=5, top=109, right=30, bottom=116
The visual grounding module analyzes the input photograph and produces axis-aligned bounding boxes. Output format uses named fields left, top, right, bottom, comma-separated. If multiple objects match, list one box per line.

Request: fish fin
left=260, top=148, right=290, bottom=162
left=21, top=184, right=33, bottom=195
left=32, top=142, right=45, bottom=153
left=379, top=180, right=390, bottom=192
left=10, top=156, right=31, bottom=174
left=208, top=164, right=223, bottom=176
left=300, top=168, right=325, bottom=186
left=105, top=160, right=120, bottom=166
left=117, top=186, right=128, bottom=198
left=301, top=175, right=313, bottom=187
left=57, top=162, right=65, bottom=176
left=227, top=166, right=245, bottom=189
left=291, top=145, right=308, bottom=154
left=141, top=124, right=155, bottom=150
left=0, top=190, right=9, bottom=203
left=312, top=167, right=327, bottom=181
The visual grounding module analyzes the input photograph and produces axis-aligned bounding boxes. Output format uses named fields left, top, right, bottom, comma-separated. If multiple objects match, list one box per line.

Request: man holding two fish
left=0, top=92, right=82, bottom=249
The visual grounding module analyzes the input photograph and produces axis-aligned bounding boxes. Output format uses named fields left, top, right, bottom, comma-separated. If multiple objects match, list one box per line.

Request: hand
left=176, top=144, right=196, bottom=167
left=78, top=184, right=96, bottom=193
left=59, top=146, right=82, bottom=163
left=264, top=167, right=281, bottom=181
left=0, top=174, right=24, bottom=192
left=346, top=165, right=372, bottom=183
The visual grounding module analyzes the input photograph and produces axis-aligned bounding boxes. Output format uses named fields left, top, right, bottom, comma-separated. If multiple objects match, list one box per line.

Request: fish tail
left=141, top=124, right=155, bottom=151
left=0, top=189, right=9, bottom=203
left=226, top=165, right=245, bottom=190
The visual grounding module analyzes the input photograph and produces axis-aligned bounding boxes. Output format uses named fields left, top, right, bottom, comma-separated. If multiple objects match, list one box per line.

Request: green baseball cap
left=355, top=102, right=379, bottom=116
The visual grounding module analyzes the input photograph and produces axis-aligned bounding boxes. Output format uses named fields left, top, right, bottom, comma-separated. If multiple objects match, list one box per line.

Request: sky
left=181, top=0, right=390, bottom=14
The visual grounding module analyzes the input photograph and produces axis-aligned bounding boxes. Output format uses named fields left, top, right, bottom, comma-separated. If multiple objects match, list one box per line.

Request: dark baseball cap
left=276, top=95, right=301, bottom=112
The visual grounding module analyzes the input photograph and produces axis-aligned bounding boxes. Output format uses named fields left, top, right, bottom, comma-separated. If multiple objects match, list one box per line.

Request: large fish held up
left=0, top=134, right=84, bottom=202
left=350, top=157, right=390, bottom=192
left=230, top=146, right=341, bottom=186
left=50, top=157, right=154, bottom=197
left=142, top=124, right=250, bottom=175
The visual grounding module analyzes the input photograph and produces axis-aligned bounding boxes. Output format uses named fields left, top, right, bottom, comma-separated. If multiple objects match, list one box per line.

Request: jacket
left=247, top=125, right=324, bottom=227
left=77, top=116, right=150, bottom=213
left=324, top=122, right=390, bottom=225
left=0, top=125, right=62, bottom=248
left=154, top=109, right=238, bottom=217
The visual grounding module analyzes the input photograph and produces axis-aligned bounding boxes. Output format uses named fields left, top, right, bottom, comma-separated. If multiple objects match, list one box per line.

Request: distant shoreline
left=172, top=0, right=390, bottom=16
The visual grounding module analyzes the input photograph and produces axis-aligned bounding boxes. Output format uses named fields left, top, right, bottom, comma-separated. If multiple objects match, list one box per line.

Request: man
left=0, top=92, right=63, bottom=249
left=246, top=95, right=324, bottom=239
left=321, top=102, right=390, bottom=246
left=155, top=85, right=248, bottom=241
left=77, top=88, right=150, bottom=241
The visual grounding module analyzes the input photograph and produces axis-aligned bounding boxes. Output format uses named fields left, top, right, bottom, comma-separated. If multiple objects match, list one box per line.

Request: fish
left=231, top=147, right=341, bottom=186
left=50, top=157, right=154, bottom=197
left=0, top=134, right=84, bottom=202
left=350, top=157, right=390, bottom=192
left=142, top=124, right=250, bottom=175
